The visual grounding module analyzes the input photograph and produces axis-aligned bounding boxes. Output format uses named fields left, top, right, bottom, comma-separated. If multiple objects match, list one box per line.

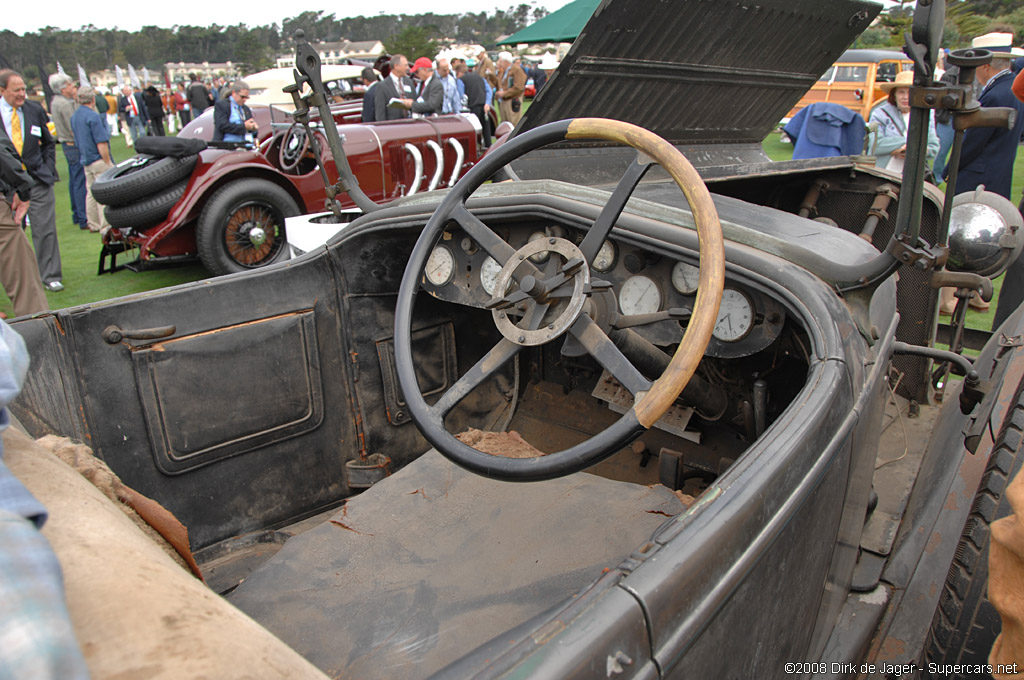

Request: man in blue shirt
left=70, top=86, right=113, bottom=233
left=213, top=81, right=257, bottom=144
left=436, top=57, right=461, bottom=115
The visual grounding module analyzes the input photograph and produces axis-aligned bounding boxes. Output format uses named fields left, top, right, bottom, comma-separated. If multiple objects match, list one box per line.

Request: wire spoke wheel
left=224, top=203, right=282, bottom=266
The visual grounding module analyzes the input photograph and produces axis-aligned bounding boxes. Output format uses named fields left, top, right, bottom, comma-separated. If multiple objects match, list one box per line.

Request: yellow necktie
left=10, top=107, right=23, bottom=155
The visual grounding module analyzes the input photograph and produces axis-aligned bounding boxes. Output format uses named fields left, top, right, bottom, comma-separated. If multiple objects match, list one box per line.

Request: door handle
left=102, top=324, right=176, bottom=344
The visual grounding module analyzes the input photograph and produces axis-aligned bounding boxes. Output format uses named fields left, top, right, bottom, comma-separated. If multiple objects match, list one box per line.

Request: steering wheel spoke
left=578, top=154, right=653, bottom=262
left=430, top=338, right=522, bottom=419
left=452, top=205, right=541, bottom=280
left=569, top=314, right=651, bottom=396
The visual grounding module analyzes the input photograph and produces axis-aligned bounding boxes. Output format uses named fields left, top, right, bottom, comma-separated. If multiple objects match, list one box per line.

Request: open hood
left=516, top=0, right=881, bottom=147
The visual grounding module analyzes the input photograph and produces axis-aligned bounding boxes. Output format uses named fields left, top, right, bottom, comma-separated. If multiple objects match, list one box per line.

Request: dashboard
left=420, top=221, right=789, bottom=359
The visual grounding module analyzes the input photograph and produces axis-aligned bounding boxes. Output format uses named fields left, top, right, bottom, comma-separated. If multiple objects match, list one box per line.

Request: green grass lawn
left=0, top=131, right=209, bottom=318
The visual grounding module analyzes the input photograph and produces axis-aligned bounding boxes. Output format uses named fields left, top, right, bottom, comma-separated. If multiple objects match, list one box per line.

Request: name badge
left=403, top=85, right=412, bottom=94
left=30, top=125, right=42, bottom=137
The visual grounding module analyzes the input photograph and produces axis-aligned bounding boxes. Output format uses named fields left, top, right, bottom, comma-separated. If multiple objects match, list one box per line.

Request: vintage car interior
left=11, top=0, right=1022, bottom=677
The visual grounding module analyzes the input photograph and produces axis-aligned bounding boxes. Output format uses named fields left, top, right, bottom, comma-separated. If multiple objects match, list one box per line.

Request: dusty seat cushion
left=229, top=448, right=686, bottom=679
left=2, top=427, right=328, bottom=680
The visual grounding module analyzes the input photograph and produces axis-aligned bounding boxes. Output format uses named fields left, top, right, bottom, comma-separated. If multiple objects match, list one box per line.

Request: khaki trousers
left=84, top=159, right=112, bottom=232
left=0, top=199, right=48, bottom=317
left=499, top=97, right=523, bottom=127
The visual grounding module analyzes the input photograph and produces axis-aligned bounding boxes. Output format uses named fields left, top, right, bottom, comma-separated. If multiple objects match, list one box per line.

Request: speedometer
left=480, top=257, right=503, bottom=296
left=619, top=275, right=661, bottom=315
left=425, top=246, right=454, bottom=286
left=713, top=288, right=754, bottom=342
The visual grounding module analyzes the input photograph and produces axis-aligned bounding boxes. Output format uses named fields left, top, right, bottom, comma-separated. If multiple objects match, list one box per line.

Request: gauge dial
left=425, top=245, right=455, bottom=286
left=713, top=288, right=754, bottom=342
left=672, top=261, right=700, bottom=295
left=619, top=275, right=662, bottom=315
left=527, top=232, right=550, bottom=263
left=480, top=256, right=504, bottom=296
left=592, top=241, right=617, bottom=272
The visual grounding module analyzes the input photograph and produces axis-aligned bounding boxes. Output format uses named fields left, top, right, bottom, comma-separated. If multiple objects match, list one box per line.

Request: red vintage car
left=95, top=100, right=484, bottom=276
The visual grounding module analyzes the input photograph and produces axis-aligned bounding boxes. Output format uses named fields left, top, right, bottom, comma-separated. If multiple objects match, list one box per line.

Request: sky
left=15, top=0, right=577, bottom=34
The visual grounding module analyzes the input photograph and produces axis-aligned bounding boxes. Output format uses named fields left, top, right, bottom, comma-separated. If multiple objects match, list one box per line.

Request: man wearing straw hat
left=950, top=32, right=1024, bottom=200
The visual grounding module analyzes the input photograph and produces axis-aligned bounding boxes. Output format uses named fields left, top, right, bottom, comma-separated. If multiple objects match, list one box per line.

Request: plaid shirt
left=0, top=321, right=90, bottom=679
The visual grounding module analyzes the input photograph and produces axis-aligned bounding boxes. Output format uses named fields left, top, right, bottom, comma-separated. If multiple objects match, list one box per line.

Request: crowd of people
left=361, top=47, right=557, bottom=148
left=0, top=67, right=260, bottom=317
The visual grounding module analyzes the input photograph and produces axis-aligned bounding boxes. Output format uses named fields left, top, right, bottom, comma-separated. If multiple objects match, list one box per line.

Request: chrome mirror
left=947, top=186, right=1023, bottom=278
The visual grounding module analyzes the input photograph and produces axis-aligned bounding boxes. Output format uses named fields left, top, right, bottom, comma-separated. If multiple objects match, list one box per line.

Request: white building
left=276, top=40, right=386, bottom=68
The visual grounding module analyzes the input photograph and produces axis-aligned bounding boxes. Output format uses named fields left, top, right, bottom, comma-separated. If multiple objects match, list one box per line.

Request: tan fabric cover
left=3, top=427, right=329, bottom=680
left=990, top=466, right=1024, bottom=676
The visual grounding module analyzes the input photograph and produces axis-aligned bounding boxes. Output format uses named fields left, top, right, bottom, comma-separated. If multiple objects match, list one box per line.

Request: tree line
left=855, top=0, right=1024, bottom=50
left=0, top=5, right=548, bottom=86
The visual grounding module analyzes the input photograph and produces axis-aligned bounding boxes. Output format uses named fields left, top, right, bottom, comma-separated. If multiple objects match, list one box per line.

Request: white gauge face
left=619, top=275, right=662, bottom=315
left=480, top=256, right=504, bottom=296
left=672, top=261, right=700, bottom=295
left=713, top=288, right=754, bottom=342
left=592, top=241, right=616, bottom=272
left=527, top=232, right=550, bottom=262
left=425, top=245, right=455, bottom=286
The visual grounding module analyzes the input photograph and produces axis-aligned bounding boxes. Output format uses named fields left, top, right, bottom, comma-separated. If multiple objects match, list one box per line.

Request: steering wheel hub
left=492, top=237, right=589, bottom=346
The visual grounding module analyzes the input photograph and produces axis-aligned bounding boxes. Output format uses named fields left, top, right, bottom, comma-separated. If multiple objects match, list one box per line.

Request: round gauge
left=672, top=261, right=700, bottom=295
left=479, top=256, right=504, bottom=296
left=592, top=241, right=617, bottom=272
left=527, top=232, right=550, bottom=263
left=713, top=288, right=755, bottom=342
left=425, top=245, right=455, bottom=286
left=619, top=275, right=662, bottom=315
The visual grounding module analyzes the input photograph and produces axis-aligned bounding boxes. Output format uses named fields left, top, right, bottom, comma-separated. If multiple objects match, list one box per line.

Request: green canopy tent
left=496, top=0, right=601, bottom=45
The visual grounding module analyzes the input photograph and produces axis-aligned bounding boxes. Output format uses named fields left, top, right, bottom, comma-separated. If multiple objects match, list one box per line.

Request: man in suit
left=0, top=123, right=48, bottom=315
left=953, top=34, right=1024, bottom=200
left=0, top=70, right=63, bottom=292
left=187, top=73, right=211, bottom=117
left=360, top=68, right=378, bottom=123
left=375, top=54, right=415, bottom=122
left=213, top=81, right=258, bottom=144
left=118, top=85, right=149, bottom=143
left=397, top=58, right=443, bottom=117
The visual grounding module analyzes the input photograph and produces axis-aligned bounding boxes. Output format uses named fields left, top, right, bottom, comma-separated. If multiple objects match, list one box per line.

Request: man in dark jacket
left=0, top=70, right=63, bottom=292
left=456, top=62, right=492, bottom=148
left=375, top=55, right=415, bottom=122
left=952, top=38, right=1024, bottom=200
left=118, top=85, right=149, bottom=143
left=187, top=73, right=211, bottom=116
left=360, top=68, right=378, bottom=123
left=213, top=80, right=257, bottom=143
left=395, top=57, right=443, bottom=116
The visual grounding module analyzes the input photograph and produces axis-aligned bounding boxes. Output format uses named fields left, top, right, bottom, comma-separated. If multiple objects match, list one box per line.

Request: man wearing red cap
left=396, top=57, right=443, bottom=116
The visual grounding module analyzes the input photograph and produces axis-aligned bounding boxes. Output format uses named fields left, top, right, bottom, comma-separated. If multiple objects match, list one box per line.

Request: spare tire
left=104, top=180, right=188, bottom=230
left=92, top=154, right=198, bottom=206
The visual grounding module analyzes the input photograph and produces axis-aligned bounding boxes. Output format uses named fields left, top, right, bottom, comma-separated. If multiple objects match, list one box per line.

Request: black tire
left=922, top=374, right=1024, bottom=676
left=104, top=180, right=188, bottom=230
left=196, top=179, right=299, bottom=277
left=92, top=154, right=198, bottom=206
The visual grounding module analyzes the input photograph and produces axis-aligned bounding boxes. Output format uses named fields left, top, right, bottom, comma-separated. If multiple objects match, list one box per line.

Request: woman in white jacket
left=869, top=70, right=940, bottom=173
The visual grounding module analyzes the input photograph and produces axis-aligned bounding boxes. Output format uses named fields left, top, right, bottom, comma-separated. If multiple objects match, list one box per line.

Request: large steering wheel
left=394, top=118, right=725, bottom=482
left=278, top=122, right=310, bottom=172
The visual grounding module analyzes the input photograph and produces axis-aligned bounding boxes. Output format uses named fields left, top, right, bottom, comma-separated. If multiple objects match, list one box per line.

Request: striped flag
left=128, top=64, right=141, bottom=89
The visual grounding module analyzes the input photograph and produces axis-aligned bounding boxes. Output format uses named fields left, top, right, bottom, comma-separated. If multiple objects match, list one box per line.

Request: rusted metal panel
left=518, top=0, right=881, bottom=147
